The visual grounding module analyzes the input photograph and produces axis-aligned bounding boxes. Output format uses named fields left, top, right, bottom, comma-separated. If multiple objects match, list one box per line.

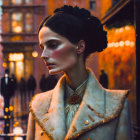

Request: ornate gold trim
left=43, top=117, right=49, bottom=122
left=29, top=93, right=54, bottom=140
left=72, top=126, right=77, bottom=133
left=88, top=114, right=95, bottom=122
left=87, top=105, right=104, bottom=118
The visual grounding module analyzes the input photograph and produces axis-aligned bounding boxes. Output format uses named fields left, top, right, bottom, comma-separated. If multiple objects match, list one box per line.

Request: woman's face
left=39, top=26, right=78, bottom=75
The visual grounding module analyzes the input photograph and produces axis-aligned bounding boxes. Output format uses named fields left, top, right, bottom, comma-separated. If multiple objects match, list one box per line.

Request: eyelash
left=49, top=43, right=57, bottom=49
left=40, top=44, right=58, bottom=50
left=40, top=41, right=60, bottom=50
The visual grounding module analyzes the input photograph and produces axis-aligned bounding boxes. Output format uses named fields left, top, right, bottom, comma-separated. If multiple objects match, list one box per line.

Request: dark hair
left=38, top=5, right=107, bottom=59
left=5, top=69, right=9, bottom=74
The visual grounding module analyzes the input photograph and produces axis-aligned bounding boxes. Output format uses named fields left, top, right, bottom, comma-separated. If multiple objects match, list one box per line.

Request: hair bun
left=54, top=5, right=91, bottom=21
left=54, top=5, right=107, bottom=56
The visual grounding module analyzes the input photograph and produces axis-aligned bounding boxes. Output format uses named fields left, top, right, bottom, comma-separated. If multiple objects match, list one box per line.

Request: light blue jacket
left=27, top=70, right=133, bottom=140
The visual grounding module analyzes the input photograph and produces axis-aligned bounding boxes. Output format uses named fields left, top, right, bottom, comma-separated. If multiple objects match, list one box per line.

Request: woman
left=27, top=5, right=132, bottom=140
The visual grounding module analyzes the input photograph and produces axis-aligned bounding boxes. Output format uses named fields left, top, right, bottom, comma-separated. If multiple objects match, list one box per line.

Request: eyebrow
left=39, top=39, right=61, bottom=47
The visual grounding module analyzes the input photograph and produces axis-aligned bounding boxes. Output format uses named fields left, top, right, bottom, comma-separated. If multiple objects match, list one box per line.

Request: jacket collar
left=30, top=70, right=128, bottom=140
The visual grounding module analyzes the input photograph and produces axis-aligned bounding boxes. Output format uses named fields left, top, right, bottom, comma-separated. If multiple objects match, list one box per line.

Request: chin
left=48, top=68, right=62, bottom=75
left=48, top=65, right=75, bottom=75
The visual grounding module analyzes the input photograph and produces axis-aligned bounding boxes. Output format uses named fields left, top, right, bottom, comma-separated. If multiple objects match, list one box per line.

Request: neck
left=65, top=61, right=88, bottom=90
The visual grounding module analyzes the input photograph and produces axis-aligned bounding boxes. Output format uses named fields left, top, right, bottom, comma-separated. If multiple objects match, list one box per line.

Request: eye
left=48, top=42, right=58, bottom=49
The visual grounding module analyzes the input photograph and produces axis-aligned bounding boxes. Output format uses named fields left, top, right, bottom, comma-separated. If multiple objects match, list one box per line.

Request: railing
left=0, top=133, right=26, bottom=140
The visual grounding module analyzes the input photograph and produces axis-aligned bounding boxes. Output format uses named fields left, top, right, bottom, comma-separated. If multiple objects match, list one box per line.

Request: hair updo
left=38, top=5, right=107, bottom=59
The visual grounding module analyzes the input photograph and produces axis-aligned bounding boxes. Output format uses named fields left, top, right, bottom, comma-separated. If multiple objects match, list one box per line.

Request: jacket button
left=85, top=120, right=89, bottom=125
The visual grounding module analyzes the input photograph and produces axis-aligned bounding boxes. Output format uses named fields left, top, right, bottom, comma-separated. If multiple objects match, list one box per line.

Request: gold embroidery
left=43, top=117, right=49, bottom=122
left=49, top=133, right=53, bottom=137
left=88, top=114, right=95, bottom=122
left=87, top=105, right=104, bottom=118
left=72, top=126, right=77, bottom=133
left=50, top=128, right=54, bottom=132
left=102, top=120, right=105, bottom=123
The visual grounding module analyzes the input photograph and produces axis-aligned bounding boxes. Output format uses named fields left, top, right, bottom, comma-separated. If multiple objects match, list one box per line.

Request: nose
left=41, top=47, right=51, bottom=59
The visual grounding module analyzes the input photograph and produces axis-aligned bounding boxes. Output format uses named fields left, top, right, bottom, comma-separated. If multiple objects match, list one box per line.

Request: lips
left=45, top=62, right=55, bottom=69
left=46, top=62, right=55, bottom=66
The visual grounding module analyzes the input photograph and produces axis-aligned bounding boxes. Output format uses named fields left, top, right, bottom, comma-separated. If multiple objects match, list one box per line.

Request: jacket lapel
left=43, top=76, right=66, bottom=140
left=30, top=76, right=66, bottom=140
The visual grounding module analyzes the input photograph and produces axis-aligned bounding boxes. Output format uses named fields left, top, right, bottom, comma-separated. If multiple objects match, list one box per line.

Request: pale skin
left=39, top=26, right=89, bottom=90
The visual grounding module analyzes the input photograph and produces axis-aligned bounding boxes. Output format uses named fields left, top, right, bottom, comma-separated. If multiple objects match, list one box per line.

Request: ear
left=76, top=40, right=86, bottom=54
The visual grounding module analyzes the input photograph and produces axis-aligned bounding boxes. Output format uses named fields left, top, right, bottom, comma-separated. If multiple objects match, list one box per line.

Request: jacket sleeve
left=26, top=112, right=35, bottom=140
left=116, top=99, right=133, bottom=140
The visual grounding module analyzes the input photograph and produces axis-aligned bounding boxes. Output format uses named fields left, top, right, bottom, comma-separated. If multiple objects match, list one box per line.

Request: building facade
left=1, top=0, right=46, bottom=82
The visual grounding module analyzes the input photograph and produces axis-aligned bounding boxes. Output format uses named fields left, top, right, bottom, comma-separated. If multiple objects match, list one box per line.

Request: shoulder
left=104, top=89, right=129, bottom=117
left=29, top=90, right=54, bottom=114
left=105, top=89, right=129, bottom=100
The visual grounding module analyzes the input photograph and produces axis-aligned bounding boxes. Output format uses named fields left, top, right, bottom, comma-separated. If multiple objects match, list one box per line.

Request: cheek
left=51, top=46, right=76, bottom=61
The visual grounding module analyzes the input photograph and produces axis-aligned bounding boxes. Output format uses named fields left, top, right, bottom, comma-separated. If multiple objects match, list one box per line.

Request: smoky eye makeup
left=46, top=40, right=61, bottom=49
left=39, top=39, right=61, bottom=50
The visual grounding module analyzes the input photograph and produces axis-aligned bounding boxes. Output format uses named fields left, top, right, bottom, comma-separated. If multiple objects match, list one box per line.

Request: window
left=11, top=13, right=23, bottom=33
left=25, top=0, right=33, bottom=4
left=11, top=0, right=23, bottom=5
left=11, top=12, right=33, bottom=33
left=11, top=0, right=33, bottom=5
left=90, top=0, right=96, bottom=10
left=25, top=13, right=33, bottom=32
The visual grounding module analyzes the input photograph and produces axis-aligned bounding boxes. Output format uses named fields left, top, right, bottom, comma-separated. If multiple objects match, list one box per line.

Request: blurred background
left=0, top=0, right=139, bottom=139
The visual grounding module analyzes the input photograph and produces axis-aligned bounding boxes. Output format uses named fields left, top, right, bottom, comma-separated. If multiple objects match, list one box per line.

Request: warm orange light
left=114, top=42, right=119, bottom=47
left=15, top=121, right=19, bottom=126
left=108, top=41, right=134, bottom=48
left=8, top=53, right=24, bottom=61
left=4, top=115, right=7, bottom=119
left=125, top=26, right=130, bottom=30
left=130, top=42, right=135, bottom=47
left=107, top=25, right=135, bottom=48
left=5, top=107, right=9, bottom=112
left=9, top=106, right=14, bottom=111
left=11, top=35, right=23, bottom=41
left=119, top=28, right=123, bottom=32
left=2, top=62, right=7, bottom=67
left=125, top=40, right=130, bottom=46
left=14, top=26, right=22, bottom=33
left=32, top=51, right=38, bottom=58
left=119, top=41, right=124, bottom=47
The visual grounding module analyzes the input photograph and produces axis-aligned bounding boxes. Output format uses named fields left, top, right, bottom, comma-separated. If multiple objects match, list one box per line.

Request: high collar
left=30, top=69, right=128, bottom=140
